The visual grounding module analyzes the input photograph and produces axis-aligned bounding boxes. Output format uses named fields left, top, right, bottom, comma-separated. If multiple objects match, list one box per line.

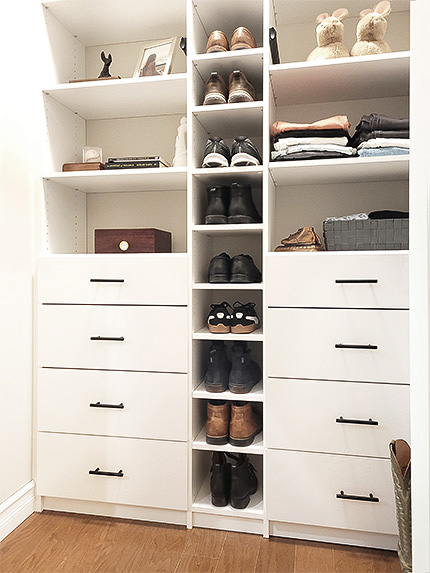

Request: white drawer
left=266, top=252, right=408, bottom=309
left=38, top=369, right=188, bottom=441
left=38, top=305, right=188, bottom=372
left=266, top=379, right=409, bottom=457
left=266, top=308, right=409, bottom=383
left=38, top=255, right=188, bottom=305
left=266, top=450, right=396, bottom=535
left=37, top=432, right=187, bottom=510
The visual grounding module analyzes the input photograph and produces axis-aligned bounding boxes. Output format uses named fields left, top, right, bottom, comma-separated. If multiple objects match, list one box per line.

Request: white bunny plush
left=350, top=1, right=392, bottom=56
left=307, top=8, right=350, bottom=61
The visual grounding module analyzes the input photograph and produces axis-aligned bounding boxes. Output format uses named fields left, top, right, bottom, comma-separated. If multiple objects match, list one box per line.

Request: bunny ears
left=316, top=8, right=349, bottom=24
left=360, top=1, right=391, bottom=19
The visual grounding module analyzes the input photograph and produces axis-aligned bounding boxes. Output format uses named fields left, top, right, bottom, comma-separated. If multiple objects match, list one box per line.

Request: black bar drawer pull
left=89, top=402, right=124, bottom=409
left=335, top=279, right=378, bottom=284
left=89, top=468, right=124, bottom=478
left=336, top=490, right=379, bottom=503
left=90, top=279, right=124, bottom=283
left=336, top=416, right=378, bottom=426
left=90, top=336, right=125, bottom=342
left=335, top=343, right=378, bottom=350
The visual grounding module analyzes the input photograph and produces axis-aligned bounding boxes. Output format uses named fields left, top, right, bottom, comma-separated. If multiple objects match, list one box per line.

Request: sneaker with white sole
left=230, top=301, right=260, bottom=334
left=202, top=137, right=231, bottom=168
left=231, top=136, right=262, bottom=167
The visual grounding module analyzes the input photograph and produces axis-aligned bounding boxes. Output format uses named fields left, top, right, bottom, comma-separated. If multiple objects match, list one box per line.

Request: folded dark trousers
left=355, top=113, right=409, bottom=132
left=368, top=209, right=409, bottom=219
left=351, top=129, right=410, bottom=147
left=274, top=129, right=350, bottom=142
left=273, top=150, right=354, bottom=161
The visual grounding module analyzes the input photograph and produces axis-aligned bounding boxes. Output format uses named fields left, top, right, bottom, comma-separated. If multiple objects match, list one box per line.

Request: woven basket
left=323, top=219, right=409, bottom=251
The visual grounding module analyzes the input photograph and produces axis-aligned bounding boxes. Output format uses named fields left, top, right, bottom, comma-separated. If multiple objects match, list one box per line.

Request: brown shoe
left=206, top=30, right=229, bottom=53
left=203, top=72, right=228, bottom=105
left=230, top=27, right=257, bottom=50
left=206, top=400, right=230, bottom=445
left=276, top=226, right=324, bottom=251
left=229, top=401, right=262, bottom=447
left=228, top=70, right=255, bottom=104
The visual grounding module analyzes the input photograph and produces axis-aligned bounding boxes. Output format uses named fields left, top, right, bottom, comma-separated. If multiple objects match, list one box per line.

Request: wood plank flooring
left=0, top=512, right=401, bottom=573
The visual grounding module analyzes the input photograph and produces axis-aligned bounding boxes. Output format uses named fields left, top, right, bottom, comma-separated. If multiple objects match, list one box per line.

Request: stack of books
left=105, top=156, right=170, bottom=169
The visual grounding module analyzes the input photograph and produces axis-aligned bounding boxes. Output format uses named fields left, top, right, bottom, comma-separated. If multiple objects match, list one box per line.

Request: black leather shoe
left=202, top=137, right=230, bottom=168
left=231, top=136, right=262, bottom=167
left=228, top=183, right=261, bottom=224
left=205, top=186, right=230, bottom=224
left=228, top=342, right=262, bottom=393
left=228, top=453, right=258, bottom=509
left=204, top=341, right=231, bottom=392
left=230, top=254, right=261, bottom=283
left=208, top=252, right=230, bottom=283
left=210, top=452, right=231, bottom=507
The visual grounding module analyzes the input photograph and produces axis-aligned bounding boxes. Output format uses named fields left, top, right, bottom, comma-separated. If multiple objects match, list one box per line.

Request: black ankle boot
left=208, top=252, right=231, bottom=283
left=228, top=453, right=258, bottom=509
left=210, top=452, right=231, bottom=506
left=228, top=183, right=261, bottom=224
left=204, top=341, right=231, bottom=392
left=228, top=343, right=262, bottom=393
left=205, top=186, right=230, bottom=224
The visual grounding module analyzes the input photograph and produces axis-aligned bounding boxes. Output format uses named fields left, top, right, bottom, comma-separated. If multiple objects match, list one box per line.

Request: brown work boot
left=230, top=27, right=257, bottom=50
left=206, top=400, right=230, bottom=445
left=228, top=70, right=256, bottom=104
left=206, top=30, right=229, bottom=53
left=229, top=401, right=262, bottom=447
left=276, top=226, right=324, bottom=251
left=203, top=72, right=228, bottom=105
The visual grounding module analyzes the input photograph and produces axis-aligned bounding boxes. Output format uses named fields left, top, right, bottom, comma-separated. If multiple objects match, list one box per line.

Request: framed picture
left=134, top=37, right=180, bottom=78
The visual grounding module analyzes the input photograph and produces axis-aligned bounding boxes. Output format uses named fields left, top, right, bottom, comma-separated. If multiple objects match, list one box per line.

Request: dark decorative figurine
left=98, top=51, right=112, bottom=78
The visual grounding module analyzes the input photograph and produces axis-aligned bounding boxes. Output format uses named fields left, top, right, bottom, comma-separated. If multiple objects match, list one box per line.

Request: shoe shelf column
left=188, top=0, right=267, bottom=534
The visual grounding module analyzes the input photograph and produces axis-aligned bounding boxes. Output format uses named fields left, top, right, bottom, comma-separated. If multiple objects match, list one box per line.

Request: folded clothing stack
left=351, top=114, right=409, bottom=158
left=271, top=115, right=356, bottom=161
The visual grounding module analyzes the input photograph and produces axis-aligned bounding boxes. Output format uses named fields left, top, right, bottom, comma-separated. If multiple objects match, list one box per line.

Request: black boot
left=205, top=186, right=230, bottom=224
left=228, top=453, right=258, bottom=509
left=210, top=452, right=231, bottom=507
left=208, top=252, right=231, bottom=283
left=228, top=183, right=261, bottom=224
left=230, top=254, right=261, bottom=283
left=204, top=341, right=231, bottom=392
left=228, top=343, right=262, bottom=393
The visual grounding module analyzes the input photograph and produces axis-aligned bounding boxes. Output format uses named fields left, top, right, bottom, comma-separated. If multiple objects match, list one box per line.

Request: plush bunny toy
left=307, top=8, right=350, bottom=61
left=350, top=1, right=392, bottom=56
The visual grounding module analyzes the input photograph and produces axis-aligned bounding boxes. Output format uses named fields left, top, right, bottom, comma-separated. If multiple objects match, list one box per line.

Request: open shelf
left=193, top=380, right=263, bottom=402
left=193, top=427, right=263, bottom=455
left=193, top=283, right=263, bottom=291
left=193, top=167, right=263, bottom=186
left=193, top=327, right=264, bottom=342
left=193, top=102, right=263, bottom=138
left=192, top=49, right=264, bottom=80
left=193, top=475, right=263, bottom=517
left=192, top=224, right=263, bottom=236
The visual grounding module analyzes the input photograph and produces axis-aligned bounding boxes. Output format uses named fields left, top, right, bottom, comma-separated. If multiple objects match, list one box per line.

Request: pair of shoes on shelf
left=202, top=137, right=262, bottom=168
left=204, top=340, right=261, bottom=394
left=210, top=452, right=258, bottom=509
left=208, top=253, right=261, bottom=283
left=206, top=27, right=257, bottom=53
left=205, top=183, right=261, bottom=225
left=207, top=301, right=260, bottom=334
left=203, top=70, right=255, bottom=105
left=206, top=400, right=262, bottom=447
left=274, top=226, right=325, bottom=251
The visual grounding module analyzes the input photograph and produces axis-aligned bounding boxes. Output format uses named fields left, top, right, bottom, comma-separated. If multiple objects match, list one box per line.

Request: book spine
left=105, top=161, right=165, bottom=169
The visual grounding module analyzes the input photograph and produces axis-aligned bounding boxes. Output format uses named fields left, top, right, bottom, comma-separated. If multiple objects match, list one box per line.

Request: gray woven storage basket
left=323, top=219, right=409, bottom=251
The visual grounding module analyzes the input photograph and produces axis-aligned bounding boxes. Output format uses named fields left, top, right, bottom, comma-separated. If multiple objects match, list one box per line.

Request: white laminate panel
left=266, top=450, right=396, bottom=535
left=38, top=369, right=187, bottom=441
left=38, top=305, right=188, bottom=372
left=266, top=379, right=409, bottom=457
left=37, top=433, right=187, bottom=510
left=266, top=253, right=408, bottom=309
left=38, top=255, right=188, bottom=305
left=266, top=308, right=409, bottom=384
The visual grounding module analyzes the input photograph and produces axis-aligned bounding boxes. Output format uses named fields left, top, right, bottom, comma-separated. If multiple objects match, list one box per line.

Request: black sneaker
left=231, top=136, right=262, bottom=167
left=202, top=137, right=231, bottom=168
left=207, top=301, right=232, bottom=333
left=230, top=301, right=260, bottom=334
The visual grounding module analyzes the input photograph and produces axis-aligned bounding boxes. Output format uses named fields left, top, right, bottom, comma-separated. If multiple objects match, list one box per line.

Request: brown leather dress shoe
left=230, top=27, right=257, bottom=50
left=228, top=70, right=256, bottom=103
left=275, top=226, right=324, bottom=252
left=229, top=401, right=262, bottom=447
left=206, top=30, right=229, bottom=53
left=203, top=72, right=228, bottom=105
left=206, top=400, right=230, bottom=445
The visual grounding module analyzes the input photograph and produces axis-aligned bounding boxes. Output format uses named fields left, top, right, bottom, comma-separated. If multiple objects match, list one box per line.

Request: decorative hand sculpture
left=98, top=51, right=112, bottom=78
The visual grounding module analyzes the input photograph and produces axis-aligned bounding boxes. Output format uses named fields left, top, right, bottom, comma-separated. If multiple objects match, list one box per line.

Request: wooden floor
left=0, top=512, right=401, bottom=573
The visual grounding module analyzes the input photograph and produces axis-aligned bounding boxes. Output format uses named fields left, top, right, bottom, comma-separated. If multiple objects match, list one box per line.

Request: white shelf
left=193, top=380, right=263, bottom=402
left=269, top=155, right=409, bottom=187
left=193, top=167, right=263, bottom=185
left=266, top=250, right=409, bottom=258
left=43, top=168, right=187, bottom=193
left=192, top=49, right=264, bottom=82
left=193, top=427, right=264, bottom=455
left=192, top=102, right=263, bottom=138
left=193, top=283, right=263, bottom=290
left=43, top=75, right=187, bottom=120
left=192, top=224, right=263, bottom=236
left=270, top=52, right=410, bottom=106
left=193, top=327, right=264, bottom=341
left=193, top=476, right=263, bottom=518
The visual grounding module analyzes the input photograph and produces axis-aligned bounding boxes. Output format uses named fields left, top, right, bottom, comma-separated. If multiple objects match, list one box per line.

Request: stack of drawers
left=36, top=255, right=189, bottom=514
left=265, top=253, right=410, bottom=541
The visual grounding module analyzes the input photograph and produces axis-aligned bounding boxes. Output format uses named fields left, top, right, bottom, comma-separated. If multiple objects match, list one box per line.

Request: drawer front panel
left=38, top=255, right=188, bottom=305
left=38, top=305, right=188, bottom=372
left=38, top=369, right=188, bottom=441
left=266, top=308, right=409, bottom=383
left=266, top=253, right=408, bottom=309
left=266, top=378, right=409, bottom=457
left=266, top=450, right=396, bottom=534
left=37, top=433, right=187, bottom=510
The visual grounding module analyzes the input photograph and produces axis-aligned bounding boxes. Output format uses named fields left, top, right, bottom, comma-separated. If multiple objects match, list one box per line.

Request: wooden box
left=94, top=228, right=172, bottom=254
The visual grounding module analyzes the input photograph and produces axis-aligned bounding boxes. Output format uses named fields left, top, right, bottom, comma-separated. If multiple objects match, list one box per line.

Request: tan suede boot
left=229, top=401, right=262, bottom=447
left=206, top=400, right=229, bottom=445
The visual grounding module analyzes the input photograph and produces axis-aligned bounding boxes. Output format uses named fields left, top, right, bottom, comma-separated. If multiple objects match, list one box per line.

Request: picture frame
left=134, top=37, right=180, bottom=78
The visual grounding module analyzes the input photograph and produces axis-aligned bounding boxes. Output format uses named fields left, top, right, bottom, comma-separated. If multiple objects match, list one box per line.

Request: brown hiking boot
left=228, top=70, right=256, bottom=104
left=276, top=226, right=324, bottom=251
left=206, top=400, right=230, bottom=445
left=203, top=72, right=228, bottom=105
left=206, top=30, right=229, bottom=53
left=229, top=401, right=262, bottom=447
left=230, top=27, right=257, bottom=50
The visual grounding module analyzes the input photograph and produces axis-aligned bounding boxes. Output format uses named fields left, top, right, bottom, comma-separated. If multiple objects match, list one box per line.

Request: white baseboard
left=0, top=481, right=35, bottom=542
